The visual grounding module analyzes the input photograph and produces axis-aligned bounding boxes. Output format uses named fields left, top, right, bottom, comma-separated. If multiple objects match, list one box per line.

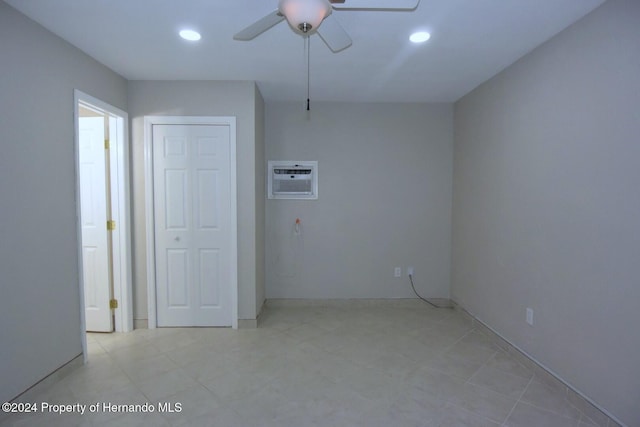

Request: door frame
left=144, top=116, right=238, bottom=329
left=74, top=90, right=133, bottom=351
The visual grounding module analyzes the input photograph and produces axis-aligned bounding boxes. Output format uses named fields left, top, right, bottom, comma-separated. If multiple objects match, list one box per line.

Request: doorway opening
left=74, top=91, right=132, bottom=359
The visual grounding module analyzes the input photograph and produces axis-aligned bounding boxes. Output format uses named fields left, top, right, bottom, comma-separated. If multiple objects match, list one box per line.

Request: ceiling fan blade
left=233, top=10, right=285, bottom=41
left=332, top=0, right=419, bottom=10
left=317, top=14, right=352, bottom=53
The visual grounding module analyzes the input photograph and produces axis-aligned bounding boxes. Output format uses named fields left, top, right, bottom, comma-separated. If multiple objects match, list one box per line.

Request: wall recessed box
left=268, top=161, right=318, bottom=200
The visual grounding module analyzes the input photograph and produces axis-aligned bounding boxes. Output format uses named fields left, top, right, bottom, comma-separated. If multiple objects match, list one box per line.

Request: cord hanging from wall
left=272, top=217, right=304, bottom=279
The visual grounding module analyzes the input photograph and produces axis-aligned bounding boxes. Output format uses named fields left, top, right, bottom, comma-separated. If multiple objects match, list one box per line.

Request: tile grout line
left=100, top=334, right=179, bottom=407
left=506, top=377, right=593, bottom=426
left=501, top=374, right=535, bottom=426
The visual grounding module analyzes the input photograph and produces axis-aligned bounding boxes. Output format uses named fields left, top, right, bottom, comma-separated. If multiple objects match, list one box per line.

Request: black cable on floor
left=409, top=273, right=451, bottom=309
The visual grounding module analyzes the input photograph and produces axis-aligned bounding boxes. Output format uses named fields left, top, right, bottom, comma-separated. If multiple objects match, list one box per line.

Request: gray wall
left=0, top=2, right=128, bottom=402
left=255, top=87, right=266, bottom=315
left=127, top=80, right=265, bottom=322
left=452, top=1, right=640, bottom=425
left=266, top=102, right=453, bottom=299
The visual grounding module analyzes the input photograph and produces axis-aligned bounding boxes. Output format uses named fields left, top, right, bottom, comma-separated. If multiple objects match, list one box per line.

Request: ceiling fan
left=234, top=0, right=421, bottom=53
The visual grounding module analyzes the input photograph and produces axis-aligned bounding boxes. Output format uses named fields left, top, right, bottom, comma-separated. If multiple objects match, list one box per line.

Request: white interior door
left=79, top=116, right=113, bottom=332
left=153, top=124, right=232, bottom=327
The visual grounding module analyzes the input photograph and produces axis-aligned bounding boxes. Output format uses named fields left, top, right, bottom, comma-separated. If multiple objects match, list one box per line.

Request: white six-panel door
left=153, top=124, right=232, bottom=326
left=79, top=116, right=113, bottom=332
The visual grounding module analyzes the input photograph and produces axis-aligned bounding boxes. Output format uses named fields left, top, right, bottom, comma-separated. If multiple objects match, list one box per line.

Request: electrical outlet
left=394, top=267, right=402, bottom=278
left=526, top=308, right=534, bottom=326
left=407, top=267, right=414, bottom=276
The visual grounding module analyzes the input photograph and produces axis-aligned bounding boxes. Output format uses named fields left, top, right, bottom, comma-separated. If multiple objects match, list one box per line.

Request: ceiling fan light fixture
left=279, top=0, right=332, bottom=34
left=179, top=29, right=201, bottom=41
left=409, top=31, right=431, bottom=43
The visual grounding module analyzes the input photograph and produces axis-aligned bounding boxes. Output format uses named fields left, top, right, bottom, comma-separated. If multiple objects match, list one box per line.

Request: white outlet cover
left=526, top=308, right=534, bottom=326
left=394, top=267, right=402, bottom=278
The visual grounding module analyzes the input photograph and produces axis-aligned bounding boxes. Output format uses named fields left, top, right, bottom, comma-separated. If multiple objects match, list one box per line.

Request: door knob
left=174, top=236, right=180, bottom=242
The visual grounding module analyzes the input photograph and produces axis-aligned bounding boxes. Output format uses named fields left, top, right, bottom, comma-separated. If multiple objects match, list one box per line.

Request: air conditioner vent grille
left=275, top=179, right=312, bottom=194
left=268, top=161, right=318, bottom=200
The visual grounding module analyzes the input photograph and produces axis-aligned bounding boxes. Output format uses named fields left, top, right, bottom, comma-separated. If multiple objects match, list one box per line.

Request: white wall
left=452, top=1, right=640, bottom=425
left=127, top=80, right=265, bottom=322
left=0, top=3, right=127, bottom=402
left=266, top=102, right=453, bottom=299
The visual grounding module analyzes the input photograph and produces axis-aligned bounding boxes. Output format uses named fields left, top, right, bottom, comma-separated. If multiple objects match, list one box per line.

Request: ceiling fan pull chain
left=306, top=35, right=311, bottom=111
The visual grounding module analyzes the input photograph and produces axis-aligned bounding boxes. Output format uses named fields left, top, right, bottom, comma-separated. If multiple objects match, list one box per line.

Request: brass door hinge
left=109, top=299, right=118, bottom=309
left=107, top=220, right=116, bottom=231
left=104, top=139, right=110, bottom=150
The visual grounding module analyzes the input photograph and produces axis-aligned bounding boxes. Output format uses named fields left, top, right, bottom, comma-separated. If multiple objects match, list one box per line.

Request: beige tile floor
left=2, top=301, right=603, bottom=427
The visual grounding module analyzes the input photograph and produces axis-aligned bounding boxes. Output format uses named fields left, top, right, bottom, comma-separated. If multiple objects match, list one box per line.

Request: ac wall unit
left=268, top=161, right=318, bottom=200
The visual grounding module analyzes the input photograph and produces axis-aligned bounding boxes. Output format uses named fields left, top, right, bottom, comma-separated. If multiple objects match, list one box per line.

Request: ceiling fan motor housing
left=278, top=0, right=332, bottom=34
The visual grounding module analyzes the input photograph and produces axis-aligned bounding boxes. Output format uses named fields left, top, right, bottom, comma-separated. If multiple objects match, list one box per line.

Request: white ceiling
left=5, top=0, right=605, bottom=103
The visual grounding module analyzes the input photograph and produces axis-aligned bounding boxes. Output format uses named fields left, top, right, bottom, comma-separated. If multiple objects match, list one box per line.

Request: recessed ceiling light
left=179, top=29, right=201, bottom=41
left=410, top=31, right=431, bottom=43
